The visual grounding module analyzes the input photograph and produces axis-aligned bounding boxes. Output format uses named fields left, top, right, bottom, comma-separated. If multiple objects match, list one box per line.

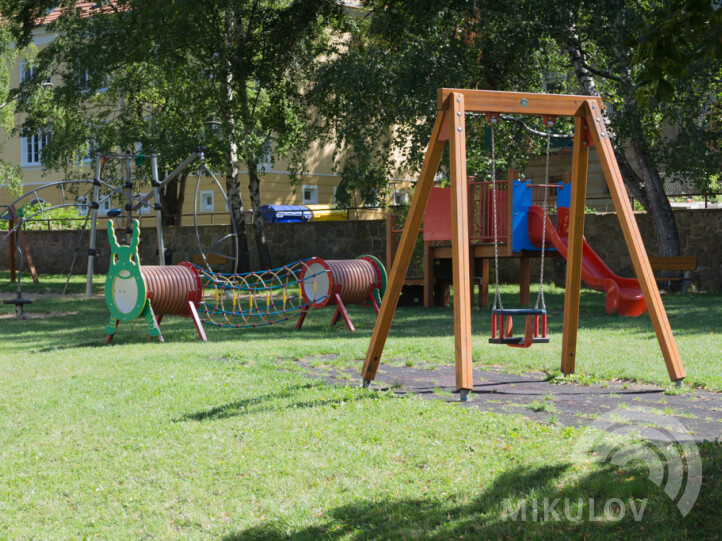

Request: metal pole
left=151, top=150, right=166, bottom=265
left=134, top=148, right=203, bottom=209
left=86, top=151, right=103, bottom=297
left=124, top=150, right=133, bottom=243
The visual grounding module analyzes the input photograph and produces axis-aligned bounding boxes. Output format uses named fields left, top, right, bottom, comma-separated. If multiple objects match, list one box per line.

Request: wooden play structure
left=386, top=169, right=567, bottom=309
left=362, top=89, right=686, bottom=399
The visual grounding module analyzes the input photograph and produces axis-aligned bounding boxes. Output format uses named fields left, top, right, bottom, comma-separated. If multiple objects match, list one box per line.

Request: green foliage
left=629, top=0, right=721, bottom=103
left=311, top=0, right=721, bottom=211
left=5, top=0, right=349, bottom=270
left=19, top=201, right=85, bottom=230
left=0, top=24, right=22, bottom=195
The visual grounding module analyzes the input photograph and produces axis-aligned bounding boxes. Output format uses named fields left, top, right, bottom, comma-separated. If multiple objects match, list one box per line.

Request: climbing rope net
left=192, top=259, right=330, bottom=328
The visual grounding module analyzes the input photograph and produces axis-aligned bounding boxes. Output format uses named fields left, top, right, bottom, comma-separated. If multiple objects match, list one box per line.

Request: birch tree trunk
left=566, top=33, right=681, bottom=261
left=247, top=163, right=273, bottom=269
left=225, top=140, right=251, bottom=273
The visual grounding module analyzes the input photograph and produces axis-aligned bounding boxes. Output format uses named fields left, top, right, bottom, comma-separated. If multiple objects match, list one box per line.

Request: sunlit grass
left=0, top=276, right=719, bottom=538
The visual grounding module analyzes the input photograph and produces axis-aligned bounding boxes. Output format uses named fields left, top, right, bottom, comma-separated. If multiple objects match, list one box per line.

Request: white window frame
left=199, top=190, right=215, bottom=212
left=137, top=193, right=151, bottom=215
left=76, top=196, right=89, bottom=216
left=333, top=186, right=339, bottom=204
left=21, top=132, right=51, bottom=167
left=20, top=61, right=51, bottom=85
left=81, top=134, right=98, bottom=163
left=302, top=185, right=318, bottom=205
left=78, top=69, right=89, bottom=91
left=98, top=196, right=113, bottom=216
left=542, top=72, right=564, bottom=93
left=79, top=70, right=108, bottom=92
left=20, top=61, right=35, bottom=82
left=392, top=189, right=409, bottom=206
left=256, top=137, right=273, bottom=172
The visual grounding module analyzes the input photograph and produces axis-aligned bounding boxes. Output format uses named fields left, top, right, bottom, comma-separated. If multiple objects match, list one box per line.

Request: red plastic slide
left=527, top=206, right=647, bottom=317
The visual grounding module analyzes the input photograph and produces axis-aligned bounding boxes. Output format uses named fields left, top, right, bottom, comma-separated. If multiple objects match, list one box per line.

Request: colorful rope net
left=190, top=259, right=329, bottom=328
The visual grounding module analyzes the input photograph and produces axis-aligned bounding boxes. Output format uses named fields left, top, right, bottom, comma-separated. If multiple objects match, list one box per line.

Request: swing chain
left=490, top=118, right=503, bottom=311
left=535, top=122, right=552, bottom=311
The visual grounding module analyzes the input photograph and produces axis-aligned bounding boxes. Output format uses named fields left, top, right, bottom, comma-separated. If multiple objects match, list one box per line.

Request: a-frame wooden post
left=448, top=92, right=474, bottom=393
left=361, top=110, right=447, bottom=384
left=581, top=100, right=685, bottom=382
left=560, top=114, right=590, bottom=374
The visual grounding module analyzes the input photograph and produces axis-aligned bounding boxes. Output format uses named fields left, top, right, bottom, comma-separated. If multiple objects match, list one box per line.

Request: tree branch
left=571, top=40, right=631, bottom=88
left=577, top=57, right=630, bottom=87
left=0, top=96, right=17, bottom=111
left=497, top=114, right=572, bottom=139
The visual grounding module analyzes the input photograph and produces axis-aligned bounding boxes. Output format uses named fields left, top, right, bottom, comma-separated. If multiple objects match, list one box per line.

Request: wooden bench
left=648, top=256, right=697, bottom=295
left=191, top=253, right=228, bottom=267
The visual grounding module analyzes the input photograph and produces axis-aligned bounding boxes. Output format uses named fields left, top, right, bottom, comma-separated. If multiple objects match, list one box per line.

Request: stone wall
left=2, top=208, right=721, bottom=291
left=0, top=220, right=387, bottom=276
left=582, top=209, right=722, bottom=291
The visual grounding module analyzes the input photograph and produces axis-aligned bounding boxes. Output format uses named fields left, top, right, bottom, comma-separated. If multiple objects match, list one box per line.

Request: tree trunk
left=622, top=89, right=681, bottom=259
left=220, top=6, right=250, bottom=274
left=226, top=145, right=251, bottom=273
left=566, top=36, right=681, bottom=261
left=247, top=162, right=273, bottom=270
left=159, top=171, right=187, bottom=226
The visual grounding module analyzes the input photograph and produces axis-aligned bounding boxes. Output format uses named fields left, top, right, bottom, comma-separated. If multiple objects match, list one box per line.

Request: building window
left=302, top=185, right=318, bottom=205
left=78, top=70, right=108, bottom=92
left=20, top=62, right=51, bottom=85
left=200, top=190, right=215, bottom=212
left=392, top=189, right=409, bottom=206
left=76, top=196, right=89, bottom=215
left=80, top=134, right=99, bottom=163
left=542, top=72, right=565, bottom=93
left=21, top=132, right=50, bottom=167
left=333, top=186, right=339, bottom=204
left=256, top=138, right=273, bottom=172
left=98, top=196, right=113, bottom=216
left=137, top=194, right=151, bottom=215
left=363, top=191, right=380, bottom=208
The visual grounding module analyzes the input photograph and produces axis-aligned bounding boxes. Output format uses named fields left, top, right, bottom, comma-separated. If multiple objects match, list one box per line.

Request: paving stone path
left=298, top=360, right=722, bottom=443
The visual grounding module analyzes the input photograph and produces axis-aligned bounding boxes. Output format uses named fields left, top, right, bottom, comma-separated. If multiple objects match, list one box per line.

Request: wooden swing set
left=361, top=89, right=686, bottom=400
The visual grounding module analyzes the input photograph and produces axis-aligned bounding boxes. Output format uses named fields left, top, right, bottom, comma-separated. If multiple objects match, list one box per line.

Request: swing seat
left=489, top=308, right=548, bottom=348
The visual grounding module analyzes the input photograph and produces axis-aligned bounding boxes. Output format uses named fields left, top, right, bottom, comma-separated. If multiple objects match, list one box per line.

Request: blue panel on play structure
left=556, top=182, right=571, bottom=209
left=512, top=179, right=535, bottom=252
left=512, top=180, right=570, bottom=253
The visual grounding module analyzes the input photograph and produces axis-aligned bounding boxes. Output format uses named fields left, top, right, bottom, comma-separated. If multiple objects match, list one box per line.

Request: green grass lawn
left=0, top=274, right=720, bottom=539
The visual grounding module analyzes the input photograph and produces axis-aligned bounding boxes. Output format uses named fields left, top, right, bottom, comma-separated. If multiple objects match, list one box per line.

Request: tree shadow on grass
left=179, top=383, right=388, bottom=422
left=224, top=441, right=722, bottom=540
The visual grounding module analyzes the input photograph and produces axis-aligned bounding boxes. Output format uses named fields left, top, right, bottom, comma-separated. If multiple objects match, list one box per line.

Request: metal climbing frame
left=1, top=147, right=237, bottom=297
